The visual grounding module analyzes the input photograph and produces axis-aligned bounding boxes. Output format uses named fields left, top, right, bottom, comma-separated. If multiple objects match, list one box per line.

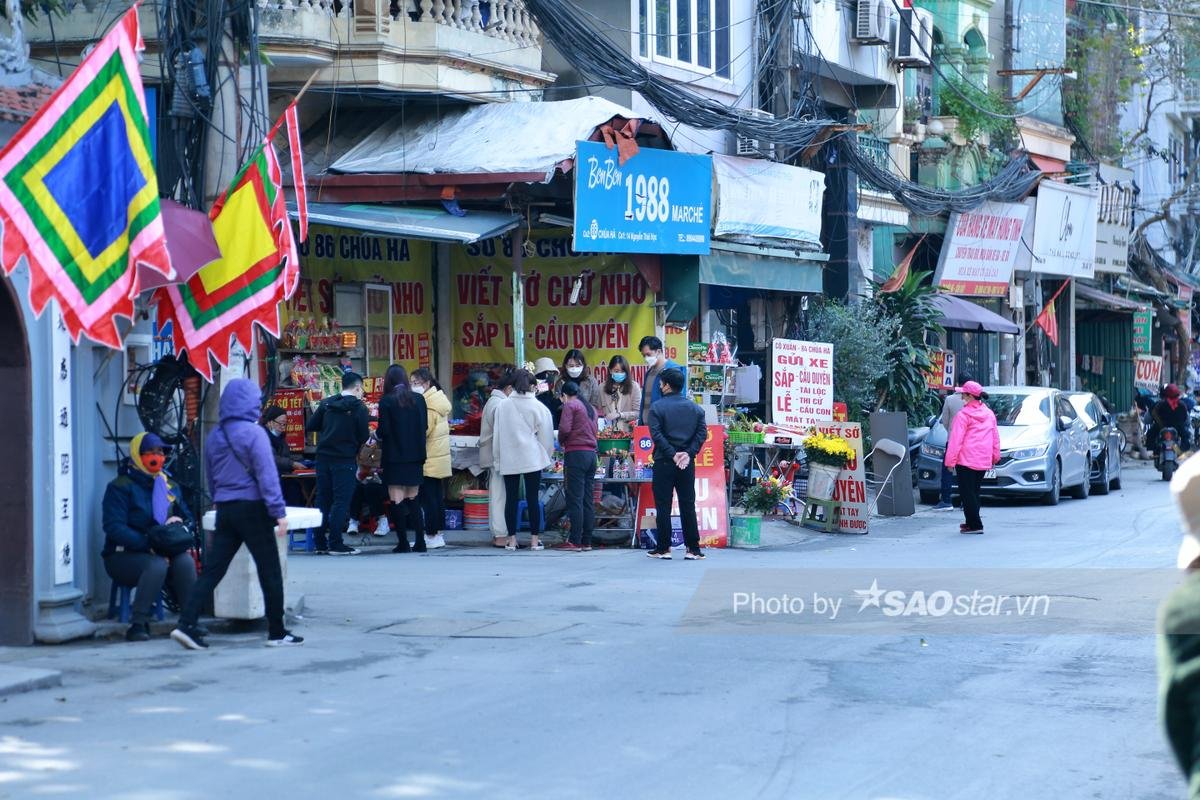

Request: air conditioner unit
left=854, top=0, right=891, bottom=44
left=734, top=109, right=777, bottom=159
left=893, top=7, right=933, bottom=66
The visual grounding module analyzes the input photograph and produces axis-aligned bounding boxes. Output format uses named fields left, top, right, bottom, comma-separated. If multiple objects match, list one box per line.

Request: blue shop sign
left=573, top=140, right=711, bottom=255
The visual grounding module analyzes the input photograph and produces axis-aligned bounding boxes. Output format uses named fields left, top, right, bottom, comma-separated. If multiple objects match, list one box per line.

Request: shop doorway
left=0, top=278, right=32, bottom=644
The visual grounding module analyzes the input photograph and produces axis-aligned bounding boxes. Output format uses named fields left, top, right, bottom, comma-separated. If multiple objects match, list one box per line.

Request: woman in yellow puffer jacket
left=411, top=368, right=451, bottom=549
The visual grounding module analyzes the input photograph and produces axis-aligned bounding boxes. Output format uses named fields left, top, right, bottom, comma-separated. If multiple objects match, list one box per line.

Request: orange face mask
left=142, top=454, right=165, bottom=473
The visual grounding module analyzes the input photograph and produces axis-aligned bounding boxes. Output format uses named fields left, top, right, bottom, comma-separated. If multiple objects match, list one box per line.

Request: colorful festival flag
left=154, top=142, right=299, bottom=381
left=277, top=101, right=308, bottom=242
left=0, top=8, right=172, bottom=348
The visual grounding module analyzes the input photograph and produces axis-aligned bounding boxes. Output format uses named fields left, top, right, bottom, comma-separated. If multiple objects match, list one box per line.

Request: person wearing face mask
left=262, top=405, right=307, bottom=508
left=479, top=368, right=515, bottom=548
left=305, top=371, right=371, bottom=555
left=102, top=432, right=198, bottom=642
left=637, top=335, right=683, bottom=426
left=598, top=354, right=641, bottom=433
left=377, top=364, right=429, bottom=553
left=556, top=349, right=601, bottom=414
left=533, top=356, right=563, bottom=428
left=410, top=368, right=452, bottom=550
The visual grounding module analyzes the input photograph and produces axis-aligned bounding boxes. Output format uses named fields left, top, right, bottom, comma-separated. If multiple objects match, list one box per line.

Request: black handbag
left=148, top=521, right=194, bottom=557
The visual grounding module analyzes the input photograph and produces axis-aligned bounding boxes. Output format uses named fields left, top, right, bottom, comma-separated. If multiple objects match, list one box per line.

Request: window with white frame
left=638, top=0, right=732, bottom=78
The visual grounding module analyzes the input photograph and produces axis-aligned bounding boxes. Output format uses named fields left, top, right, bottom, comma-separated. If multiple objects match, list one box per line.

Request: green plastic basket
left=597, top=437, right=632, bottom=453
left=728, top=430, right=764, bottom=445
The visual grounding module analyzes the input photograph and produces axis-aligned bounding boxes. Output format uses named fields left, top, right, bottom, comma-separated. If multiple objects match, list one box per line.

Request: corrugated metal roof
left=1075, top=282, right=1147, bottom=311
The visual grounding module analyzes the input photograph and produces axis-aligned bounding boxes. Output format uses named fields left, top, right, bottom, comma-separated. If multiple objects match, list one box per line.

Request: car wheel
left=1070, top=460, right=1091, bottom=499
left=919, top=489, right=940, bottom=505
left=1093, top=456, right=1111, bottom=495
left=1042, top=462, right=1061, bottom=506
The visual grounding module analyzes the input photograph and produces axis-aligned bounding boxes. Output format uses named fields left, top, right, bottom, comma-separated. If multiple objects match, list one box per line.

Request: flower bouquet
left=803, top=431, right=854, bottom=500
left=740, top=475, right=794, bottom=515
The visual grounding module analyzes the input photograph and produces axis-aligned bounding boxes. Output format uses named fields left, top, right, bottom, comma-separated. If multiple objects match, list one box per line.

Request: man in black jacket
left=306, top=372, right=370, bottom=554
left=647, top=368, right=708, bottom=560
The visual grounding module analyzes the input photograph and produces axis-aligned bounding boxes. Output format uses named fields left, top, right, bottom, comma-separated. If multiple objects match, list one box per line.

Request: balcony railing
left=25, top=0, right=549, bottom=95
left=858, top=136, right=910, bottom=183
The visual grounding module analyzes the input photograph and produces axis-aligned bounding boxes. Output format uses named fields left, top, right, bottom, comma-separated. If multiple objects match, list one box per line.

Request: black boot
left=408, top=499, right=427, bottom=553
left=125, top=622, right=150, bottom=642
left=389, top=505, right=411, bottom=554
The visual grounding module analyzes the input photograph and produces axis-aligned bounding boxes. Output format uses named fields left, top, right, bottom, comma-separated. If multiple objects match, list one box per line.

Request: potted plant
left=803, top=431, right=854, bottom=501
left=732, top=476, right=793, bottom=547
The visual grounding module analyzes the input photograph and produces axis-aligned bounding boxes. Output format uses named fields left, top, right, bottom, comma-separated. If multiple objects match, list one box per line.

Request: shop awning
left=698, top=242, right=826, bottom=293
left=289, top=202, right=520, bottom=244
left=1074, top=282, right=1146, bottom=311
left=932, top=293, right=1019, bottom=334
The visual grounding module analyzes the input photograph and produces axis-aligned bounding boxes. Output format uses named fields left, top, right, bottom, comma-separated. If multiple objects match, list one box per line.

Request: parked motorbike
left=1157, top=427, right=1181, bottom=481
left=907, top=419, right=932, bottom=487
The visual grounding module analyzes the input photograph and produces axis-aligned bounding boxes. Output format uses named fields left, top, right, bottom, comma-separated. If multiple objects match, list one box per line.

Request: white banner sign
left=1031, top=181, right=1100, bottom=278
left=1134, top=354, right=1163, bottom=391
left=771, top=338, right=834, bottom=430
left=935, top=201, right=1029, bottom=296
left=713, top=155, right=824, bottom=245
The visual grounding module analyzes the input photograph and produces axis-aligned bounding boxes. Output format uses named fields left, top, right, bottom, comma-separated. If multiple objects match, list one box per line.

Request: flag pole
left=269, top=71, right=320, bottom=145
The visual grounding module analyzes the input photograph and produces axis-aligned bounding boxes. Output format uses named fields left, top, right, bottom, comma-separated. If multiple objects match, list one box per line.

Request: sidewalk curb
left=0, top=665, right=62, bottom=698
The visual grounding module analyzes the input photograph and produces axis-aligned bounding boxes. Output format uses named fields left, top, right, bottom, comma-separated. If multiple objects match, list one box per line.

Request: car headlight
left=1003, top=445, right=1049, bottom=460
left=921, top=443, right=945, bottom=457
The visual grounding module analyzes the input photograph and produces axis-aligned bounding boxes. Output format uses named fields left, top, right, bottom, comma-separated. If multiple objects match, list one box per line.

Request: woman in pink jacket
left=944, top=381, right=1001, bottom=534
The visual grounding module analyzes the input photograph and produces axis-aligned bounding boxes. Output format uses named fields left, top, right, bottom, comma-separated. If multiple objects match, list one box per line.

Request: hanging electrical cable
left=523, top=0, right=1041, bottom=216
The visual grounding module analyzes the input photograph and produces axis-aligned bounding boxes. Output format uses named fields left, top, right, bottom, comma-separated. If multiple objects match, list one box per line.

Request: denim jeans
left=315, top=459, right=357, bottom=550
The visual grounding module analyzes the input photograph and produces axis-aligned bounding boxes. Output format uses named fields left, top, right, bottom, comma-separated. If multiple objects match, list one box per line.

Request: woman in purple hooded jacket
left=171, top=378, right=303, bottom=650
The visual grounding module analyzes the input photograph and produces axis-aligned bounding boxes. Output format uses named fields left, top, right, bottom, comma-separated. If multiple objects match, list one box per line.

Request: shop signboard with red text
left=934, top=201, right=1029, bottom=297
left=633, top=424, right=728, bottom=548
left=770, top=338, right=834, bottom=431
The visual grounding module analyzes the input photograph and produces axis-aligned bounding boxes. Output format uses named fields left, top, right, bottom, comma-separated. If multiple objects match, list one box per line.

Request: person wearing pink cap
left=944, top=381, right=1000, bottom=534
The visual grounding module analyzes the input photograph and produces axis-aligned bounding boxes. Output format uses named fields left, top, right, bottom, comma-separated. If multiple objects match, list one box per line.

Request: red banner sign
left=633, top=424, right=728, bottom=548
left=270, top=389, right=308, bottom=452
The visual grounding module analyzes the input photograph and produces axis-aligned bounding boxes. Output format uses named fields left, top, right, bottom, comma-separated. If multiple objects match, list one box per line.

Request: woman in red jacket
left=556, top=381, right=599, bottom=552
left=944, top=381, right=1000, bottom=535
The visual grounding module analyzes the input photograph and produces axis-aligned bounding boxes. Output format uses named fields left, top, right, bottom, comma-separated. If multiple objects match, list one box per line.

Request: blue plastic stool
left=288, top=527, right=315, bottom=553
left=108, top=583, right=165, bottom=624
left=514, top=500, right=545, bottom=532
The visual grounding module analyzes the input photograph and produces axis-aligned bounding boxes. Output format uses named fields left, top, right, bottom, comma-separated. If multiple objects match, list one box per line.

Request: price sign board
left=573, top=140, right=711, bottom=255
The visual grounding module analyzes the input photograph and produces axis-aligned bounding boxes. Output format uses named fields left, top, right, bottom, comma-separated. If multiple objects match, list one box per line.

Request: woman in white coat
left=492, top=369, right=555, bottom=551
left=478, top=369, right=514, bottom=548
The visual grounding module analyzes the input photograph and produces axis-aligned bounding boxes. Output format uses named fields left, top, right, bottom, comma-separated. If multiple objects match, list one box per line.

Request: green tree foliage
left=872, top=270, right=944, bottom=424
left=807, top=300, right=897, bottom=427
left=937, top=78, right=1016, bottom=144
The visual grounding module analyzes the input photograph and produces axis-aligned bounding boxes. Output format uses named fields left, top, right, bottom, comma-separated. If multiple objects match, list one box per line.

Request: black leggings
left=503, top=471, right=542, bottom=536
left=957, top=466, right=984, bottom=531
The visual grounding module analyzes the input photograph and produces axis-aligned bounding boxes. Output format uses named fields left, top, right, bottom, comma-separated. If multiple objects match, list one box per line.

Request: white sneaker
left=373, top=517, right=391, bottom=536
left=425, top=533, right=446, bottom=549
left=347, top=520, right=360, bottom=534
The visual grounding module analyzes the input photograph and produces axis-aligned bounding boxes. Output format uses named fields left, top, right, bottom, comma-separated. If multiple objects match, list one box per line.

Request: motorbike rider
left=1149, top=383, right=1192, bottom=452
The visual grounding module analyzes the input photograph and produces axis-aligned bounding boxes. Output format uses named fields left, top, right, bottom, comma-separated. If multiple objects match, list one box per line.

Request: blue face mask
left=611, top=372, right=627, bottom=383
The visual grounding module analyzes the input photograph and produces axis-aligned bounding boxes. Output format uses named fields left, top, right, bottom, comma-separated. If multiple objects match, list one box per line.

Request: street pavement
left=0, top=460, right=1184, bottom=799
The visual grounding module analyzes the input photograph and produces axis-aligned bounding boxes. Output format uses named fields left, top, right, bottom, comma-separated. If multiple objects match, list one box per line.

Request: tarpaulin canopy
left=932, top=293, right=1019, bottom=334
left=327, top=97, right=647, bottom=182
left=1074, top=282, right=1146, bottom=312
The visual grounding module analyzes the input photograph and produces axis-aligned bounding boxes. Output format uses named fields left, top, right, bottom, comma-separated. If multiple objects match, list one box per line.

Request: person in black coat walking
left=306, top=372, right=370, bottom=554
left=377, top=364, right=429, bottom=553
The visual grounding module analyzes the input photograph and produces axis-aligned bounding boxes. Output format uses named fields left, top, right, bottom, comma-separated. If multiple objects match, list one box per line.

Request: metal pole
left=513, top=225, right=525, bottom=368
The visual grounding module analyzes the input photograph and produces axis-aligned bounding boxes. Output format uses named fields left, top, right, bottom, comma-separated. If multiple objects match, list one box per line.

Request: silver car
left=915, top=386, right=1093, bottom=505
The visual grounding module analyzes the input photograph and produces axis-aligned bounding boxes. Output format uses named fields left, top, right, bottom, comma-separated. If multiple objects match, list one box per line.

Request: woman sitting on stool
left=101, top=432, right=197, bottom=642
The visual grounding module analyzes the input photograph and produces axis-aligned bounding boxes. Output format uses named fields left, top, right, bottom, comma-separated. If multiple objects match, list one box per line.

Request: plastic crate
left=728, top=430, right=765, bottom=445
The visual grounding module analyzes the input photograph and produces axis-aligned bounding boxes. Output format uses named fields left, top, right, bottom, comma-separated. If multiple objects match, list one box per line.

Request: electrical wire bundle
left=524, top=0, right=1042, bottom=216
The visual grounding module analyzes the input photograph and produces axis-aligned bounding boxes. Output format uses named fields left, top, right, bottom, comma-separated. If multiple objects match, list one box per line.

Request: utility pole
left=773, top=0, right=793, bottom=124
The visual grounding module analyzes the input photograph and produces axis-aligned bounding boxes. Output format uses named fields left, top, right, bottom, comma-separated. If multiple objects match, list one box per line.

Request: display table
left=449, top=434, right=483, bottom=474
left=201, top=506, right=322, bottom=620
left=282, top=470, right=317, bottom=506
left=541, top=473, right=652, bottom=546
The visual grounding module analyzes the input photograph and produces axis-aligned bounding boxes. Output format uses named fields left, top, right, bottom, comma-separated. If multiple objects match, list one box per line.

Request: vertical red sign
left=633, top=424, right=728, bottom=548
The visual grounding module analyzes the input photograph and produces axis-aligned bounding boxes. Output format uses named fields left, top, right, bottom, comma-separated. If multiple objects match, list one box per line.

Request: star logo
left=855, top=579, right=884, bottom=612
